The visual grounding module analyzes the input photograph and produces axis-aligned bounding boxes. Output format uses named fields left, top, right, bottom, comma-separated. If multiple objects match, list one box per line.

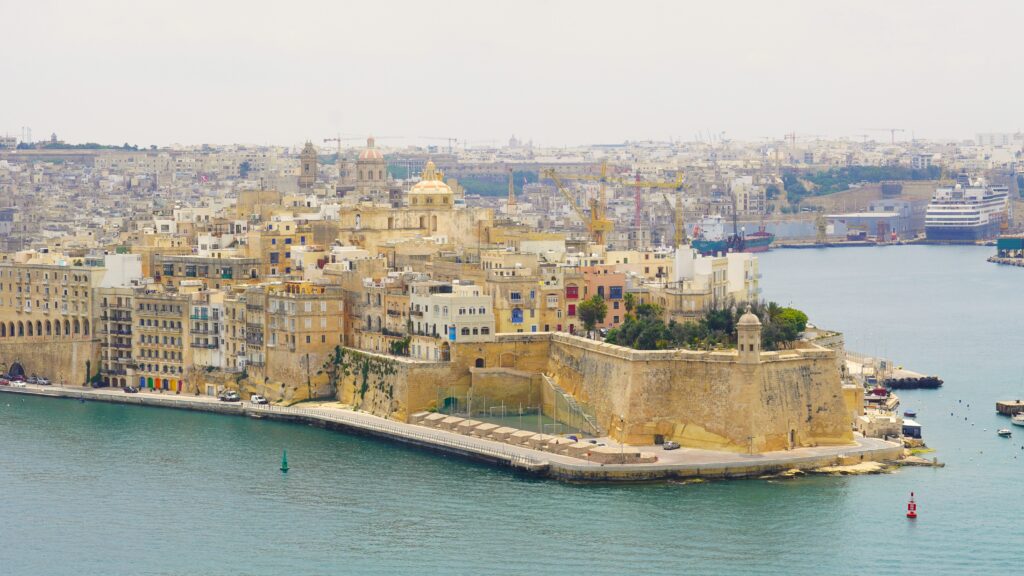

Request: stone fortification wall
left=543, top=334, right=853, bottom=451
left=0, top=339, right=99, bottom=385
left=287, top=332, right=852, bottom=454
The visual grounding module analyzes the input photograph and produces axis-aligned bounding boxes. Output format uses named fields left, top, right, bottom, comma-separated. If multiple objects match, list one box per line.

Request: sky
left=2, top=0, right=1022, bottom=148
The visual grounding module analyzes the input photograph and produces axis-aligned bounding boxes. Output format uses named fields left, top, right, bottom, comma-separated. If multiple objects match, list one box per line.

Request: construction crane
left=868, top=128, right=906, bottom=144
left=323, top=134, right=367, bottom=160
left=542, top=160, right=614, bottom=245
left=417, top=136, right=458, bottom=154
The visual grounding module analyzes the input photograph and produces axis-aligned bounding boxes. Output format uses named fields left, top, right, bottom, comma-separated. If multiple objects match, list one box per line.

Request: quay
left=987, top=256, right=1024, bottom=267
left=0, top=383, right=903, bottom=483
left=996, top=400, right=1024, bottom=416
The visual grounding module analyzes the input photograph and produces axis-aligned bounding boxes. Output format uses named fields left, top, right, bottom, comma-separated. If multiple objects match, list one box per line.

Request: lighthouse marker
left=906, top=492, right=917, bottom=519
left=280, top=449, right=289, bottom=473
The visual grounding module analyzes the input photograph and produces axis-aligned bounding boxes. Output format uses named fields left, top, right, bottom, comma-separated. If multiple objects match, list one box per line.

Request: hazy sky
left=3, top=0, right=1022, bottom=147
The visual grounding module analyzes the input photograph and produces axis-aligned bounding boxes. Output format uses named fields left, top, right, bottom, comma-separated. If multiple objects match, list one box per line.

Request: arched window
left=474, top=358, right=485, bottom=368
left=64, top=320, right=70, bottom=335
left=17, top=321, right=24, bottom=336
left=511, top=308, right=523, bottom=324
left=26, top=322, right=33, bottom=336
left=45, top=320, right=51, bottom=336
left=461, top=327, right=470, bottom=336
left=73, top=318, right=80, bottom=335
left=83, top=319, right=89, bottom=336
left=0, top=323, right=5, bottom=337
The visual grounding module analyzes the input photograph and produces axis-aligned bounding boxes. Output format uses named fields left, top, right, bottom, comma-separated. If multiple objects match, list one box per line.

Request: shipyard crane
left=867, top=128, right=906, bottom=144
left=611, top=171, right=686, bottom=241
left=542, top=160, right=614, bottom=245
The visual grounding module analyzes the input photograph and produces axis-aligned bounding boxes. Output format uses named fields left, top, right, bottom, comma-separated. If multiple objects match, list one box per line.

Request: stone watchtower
left=736, top=307, right=762, bottom=364
left=299, top=141, right=317, bottom=189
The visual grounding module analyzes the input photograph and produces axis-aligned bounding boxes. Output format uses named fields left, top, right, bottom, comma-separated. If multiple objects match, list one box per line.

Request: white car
left=11, top=381, right=27, bottom=388
left=250, top=394, right=269, bottom=405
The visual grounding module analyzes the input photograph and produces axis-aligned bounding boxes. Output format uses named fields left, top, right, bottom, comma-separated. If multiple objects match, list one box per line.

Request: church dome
left=409, top=160, right=452, bottom=196
left=358, top=136, right=384, bottom=161
left=738, top=308, right=762, bottom=327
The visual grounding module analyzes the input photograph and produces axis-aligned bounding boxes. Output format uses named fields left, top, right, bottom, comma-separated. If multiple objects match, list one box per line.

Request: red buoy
left=906, top=492, right=918, bottom=519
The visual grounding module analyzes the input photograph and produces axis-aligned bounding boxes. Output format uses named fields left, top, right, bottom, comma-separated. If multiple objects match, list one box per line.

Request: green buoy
left=280, top=449, right=289, bottom=473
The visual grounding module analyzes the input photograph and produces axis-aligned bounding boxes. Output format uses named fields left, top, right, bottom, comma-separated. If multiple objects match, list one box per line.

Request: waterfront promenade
left=0, top=383, right=902, bottom=482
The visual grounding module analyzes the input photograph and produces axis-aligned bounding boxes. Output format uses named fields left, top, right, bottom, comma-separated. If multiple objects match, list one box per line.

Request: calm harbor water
left=2, top=245, right=1023, bottom=575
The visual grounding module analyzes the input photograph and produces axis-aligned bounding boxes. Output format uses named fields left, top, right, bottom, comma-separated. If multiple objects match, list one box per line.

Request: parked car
left=218, top=390, right=241, bottom=402
left=662, top=441, right=681, bottom=451
left=250, top=394, right=269, bottom=405
left=10, top=381, right=27, bottom=388
left=0, top=378, right=9, bottom=386
left=10, top=374, right=25, bottom=382
left=123, top=386, right=139, bottom=394
left=27, top=376, right=38, bottom=384
left=36, top=377, right=50, bottom=386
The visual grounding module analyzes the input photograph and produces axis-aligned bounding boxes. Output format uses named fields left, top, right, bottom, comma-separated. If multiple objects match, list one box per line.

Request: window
left=568, top=304, right=576, bottom=316
left=597, top=286, right=605, bottom=298
left=511, top=308, right=524, bottom=324
left=610, top=286, right=623, bottom=299
left=613, top=301, right=619, bottom=310
left=271, top=239, right=277, bottom=245
left=481, top=327, right=490, bottom=335
left=285, top=238, right=292, bottom=245
left=509, top=291, right=521, bottom=302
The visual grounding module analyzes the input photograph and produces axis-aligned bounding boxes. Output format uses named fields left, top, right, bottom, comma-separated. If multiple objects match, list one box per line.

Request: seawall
left=0, top=384, right=903, bottom=483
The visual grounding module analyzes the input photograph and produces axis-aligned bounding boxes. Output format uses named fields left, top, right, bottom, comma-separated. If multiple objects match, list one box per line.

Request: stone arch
left=35, top=321, right=42, bottom=336
left=83, top=319, right=89, bottom=336
left=64, top=320, right=70, bottom=335
left=0, top=323, right=5, bottom=337
left=27, top=322, right=33, bottom=337
left=8, top=362, right=25, bottom=378
left=474, top=357, right=485, bottom=368
left=439, top=341, right=451, bottom=362
left=73, top=318, right=80, bottom=335
left=431, top=215, right=438, bottom=231
left=18, top=321, right=25, bottom=336
left=45, top=320, right=51, bottom=336
left=7, top=322, right=13, bottom=338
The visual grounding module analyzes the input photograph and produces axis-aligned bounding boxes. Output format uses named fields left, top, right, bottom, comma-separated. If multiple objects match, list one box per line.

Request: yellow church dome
left=409, top=160, right=452, bottom=196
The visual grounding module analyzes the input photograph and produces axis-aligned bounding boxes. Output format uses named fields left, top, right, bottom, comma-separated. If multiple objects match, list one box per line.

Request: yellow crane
left=542, top=160, right=614, bottom=245
left=611, top=171, right=686, bottom=246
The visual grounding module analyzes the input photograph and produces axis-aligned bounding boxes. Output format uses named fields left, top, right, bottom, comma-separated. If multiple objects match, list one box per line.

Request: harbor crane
left=611, top=171, right=685, bottom=241
left=542, top=160, right=614, bottom=246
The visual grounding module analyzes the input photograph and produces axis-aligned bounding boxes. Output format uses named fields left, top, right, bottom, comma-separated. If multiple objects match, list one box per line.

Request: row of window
left=139, top=334, right=180, bottom=346
left=139, top=348, right=182, bottom=360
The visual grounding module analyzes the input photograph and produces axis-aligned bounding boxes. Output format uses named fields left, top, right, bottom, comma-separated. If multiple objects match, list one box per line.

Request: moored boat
left=997, top=428, right=1012, bottom=437
left=1012, top=413, right=1024, bottom=427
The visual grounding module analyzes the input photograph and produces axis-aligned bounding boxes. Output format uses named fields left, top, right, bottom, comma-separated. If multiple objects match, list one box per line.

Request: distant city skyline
left=3, top=0, right=1023, bottom=147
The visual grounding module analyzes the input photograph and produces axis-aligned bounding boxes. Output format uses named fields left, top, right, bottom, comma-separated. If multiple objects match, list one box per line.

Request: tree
left=577, top=295, right=607, bottom=337
left=623, top=293, right=636, bottom=317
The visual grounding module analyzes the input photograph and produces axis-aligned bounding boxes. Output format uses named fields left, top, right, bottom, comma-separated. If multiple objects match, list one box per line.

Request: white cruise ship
left=925, top=176, right=1009, bottom=241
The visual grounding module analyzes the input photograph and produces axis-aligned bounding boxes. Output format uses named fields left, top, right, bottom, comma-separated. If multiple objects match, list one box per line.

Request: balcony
left=191, top=341, right=219, bottom=349
left=189, top=315, right=209, bottom=320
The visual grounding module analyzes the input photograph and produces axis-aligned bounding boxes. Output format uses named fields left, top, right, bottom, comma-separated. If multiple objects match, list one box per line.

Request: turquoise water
left=2, top=245, right=1022, bottom=575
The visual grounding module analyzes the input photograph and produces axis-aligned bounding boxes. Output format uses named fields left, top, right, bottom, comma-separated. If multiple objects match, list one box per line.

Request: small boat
left=1012, top=413, right=1024, bottom=427
left=903, top=409, right=917, bottom=418
left=997, top=429, right=1012, bottom=437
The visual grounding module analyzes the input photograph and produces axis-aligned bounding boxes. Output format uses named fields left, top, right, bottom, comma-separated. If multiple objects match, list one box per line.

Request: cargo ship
left=691, top=215, right=775, bottom=255
left=924, top=175, right=1009, bottom=242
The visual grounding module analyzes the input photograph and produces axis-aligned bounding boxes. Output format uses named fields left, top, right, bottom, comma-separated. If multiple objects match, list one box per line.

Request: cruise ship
left=924, top=175, right=1010, bottom=241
